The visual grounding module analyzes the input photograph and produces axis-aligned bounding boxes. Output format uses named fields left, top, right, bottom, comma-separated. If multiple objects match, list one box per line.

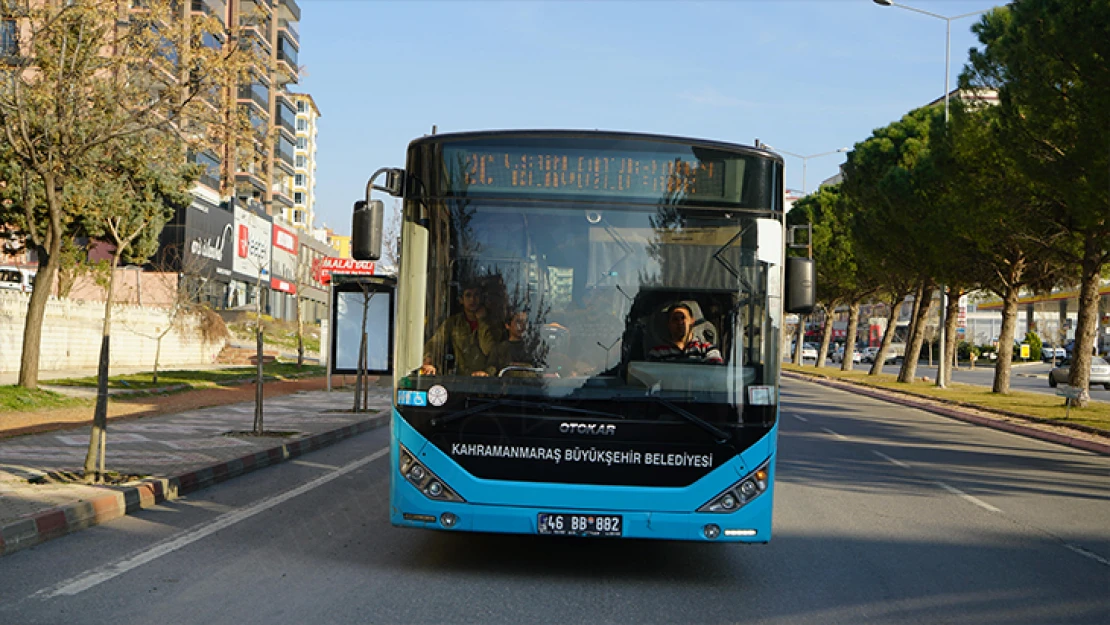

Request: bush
left=198, top=307, right=230, bottom=345
left=957, top=341, right=980, bottom=360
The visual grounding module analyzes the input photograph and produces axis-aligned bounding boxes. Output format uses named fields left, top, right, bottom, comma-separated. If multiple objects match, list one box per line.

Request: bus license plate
left=537, top=513, right=622, bottom=537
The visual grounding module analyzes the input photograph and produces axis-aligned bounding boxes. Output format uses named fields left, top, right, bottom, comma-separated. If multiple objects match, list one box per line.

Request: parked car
left=1042, top=346, right=1067, bottom=362
left=0, top=266, right=35, bottom=293
left=1048, top=357, right=1110, bottom=390
left=801, top=342, right=818, bottom=361
left=831, top=345, right=862, bottom=364
left=862, top=346, right=899, bottom=364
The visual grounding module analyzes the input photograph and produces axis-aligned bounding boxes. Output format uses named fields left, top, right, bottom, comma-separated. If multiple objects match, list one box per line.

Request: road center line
left=821, top=427, right=847, bottom=440
left=1063, top=543, right=1110, bottom=568
left=792, top=414, right=809, bottom=422
left=872, top=450, right=910, bottom=468
left=933, top=480, right=1001, bottom=513
left=34, top=447, right=390, bottom=599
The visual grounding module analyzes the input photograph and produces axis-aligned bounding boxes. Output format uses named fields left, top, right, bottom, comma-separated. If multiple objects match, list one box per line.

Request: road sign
left=1055, top=384, right=1082, bottom=419
left=1055, top=385, right=1082, bottom=399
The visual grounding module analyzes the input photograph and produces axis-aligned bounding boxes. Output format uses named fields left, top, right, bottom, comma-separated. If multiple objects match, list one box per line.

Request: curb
left=784, top=372, right=1110, bottom=457
left=0, top=413, right=389, bottom=558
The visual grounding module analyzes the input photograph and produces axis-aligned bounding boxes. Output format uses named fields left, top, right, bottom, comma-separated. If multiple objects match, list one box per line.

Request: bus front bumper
left=390, top=484, right=773, bottom=543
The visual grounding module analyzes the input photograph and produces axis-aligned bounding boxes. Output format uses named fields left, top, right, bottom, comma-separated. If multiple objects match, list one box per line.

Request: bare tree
left=380, top=199, right=402, bottom=271
left=125, top=244, right=219, bottom=385
left=80, top=134, right=197, bottom=482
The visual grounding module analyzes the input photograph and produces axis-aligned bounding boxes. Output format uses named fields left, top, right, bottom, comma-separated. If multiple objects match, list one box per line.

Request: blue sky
left=296, top=0, right=1000, bottom=235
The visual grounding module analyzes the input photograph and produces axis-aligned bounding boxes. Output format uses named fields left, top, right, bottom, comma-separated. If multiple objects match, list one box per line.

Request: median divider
left=784, top=370, right=1110, bottom=457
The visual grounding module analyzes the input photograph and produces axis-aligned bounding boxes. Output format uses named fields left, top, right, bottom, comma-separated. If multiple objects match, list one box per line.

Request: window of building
left=294, top=192, right=304, bottom=205
left=296, top=118, right=307, bottom=132
left=296, top=137, right=307, bottom=150
left=295, top=155, right=306, bottom=168
left=297, top=100, right=306, bottom=113
left=294, top=173, right=305, bottom=187
left=294, top=209, right=304, bottom=223
left=1, top=19, right=18, bottom=58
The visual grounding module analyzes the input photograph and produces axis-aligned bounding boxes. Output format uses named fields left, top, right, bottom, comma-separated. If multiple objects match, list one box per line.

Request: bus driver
left=647, top=303, right=724, bottom=364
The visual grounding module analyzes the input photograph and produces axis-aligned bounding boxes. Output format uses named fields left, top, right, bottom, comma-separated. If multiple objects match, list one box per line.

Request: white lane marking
left=792, top=414, right=809, bottom=422
left=821, top=427, right=847, bottom=440
left=35, top=447, right=389, bottom=599
left=291, top=460, right=341, bottom=471
left=872, top=450, right=910, bottom=468
left=933, top=480, right=1002, bottom=513
left=1063, top=543, right=1110, bottom=568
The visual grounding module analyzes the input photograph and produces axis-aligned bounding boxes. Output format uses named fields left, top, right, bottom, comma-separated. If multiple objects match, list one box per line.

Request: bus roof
left=407, top=129, right=783, bottom=164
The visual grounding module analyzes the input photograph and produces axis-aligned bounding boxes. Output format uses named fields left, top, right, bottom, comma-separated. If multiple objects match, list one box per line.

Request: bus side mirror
left=785, top=257, right=815, bottom=314
left=352, top=199, right=384, bottom=261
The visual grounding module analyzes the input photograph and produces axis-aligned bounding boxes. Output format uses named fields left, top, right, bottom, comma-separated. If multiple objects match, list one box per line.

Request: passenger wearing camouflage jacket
left=420, top=284, right=501, bottom=376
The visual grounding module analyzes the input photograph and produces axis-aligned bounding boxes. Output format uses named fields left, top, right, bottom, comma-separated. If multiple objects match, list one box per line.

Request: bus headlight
left=398, top=444, right=466, bottom=503
left=697, top=461, right=770, bottom=513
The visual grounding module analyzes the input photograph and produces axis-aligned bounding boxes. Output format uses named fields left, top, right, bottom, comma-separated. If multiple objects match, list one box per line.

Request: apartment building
left=286, top=92, right=320, bottom=233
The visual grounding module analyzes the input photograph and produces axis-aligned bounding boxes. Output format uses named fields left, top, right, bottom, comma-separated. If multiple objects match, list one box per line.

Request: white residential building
left=286, top=92, right=321, bottom=233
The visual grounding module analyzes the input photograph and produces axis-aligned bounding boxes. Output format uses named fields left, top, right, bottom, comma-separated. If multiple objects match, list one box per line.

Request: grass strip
left=0, top=386, right=90, bottom=412
left=47, top=363, right=326, bottom=391
left=784, top=363, right=1110, bottom=434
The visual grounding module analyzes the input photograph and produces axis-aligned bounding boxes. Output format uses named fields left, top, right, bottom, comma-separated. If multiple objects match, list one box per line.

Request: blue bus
left=353, top=130, right=814, bottom=542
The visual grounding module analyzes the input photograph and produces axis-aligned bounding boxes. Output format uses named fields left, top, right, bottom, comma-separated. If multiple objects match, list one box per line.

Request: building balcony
left=237, top=83, right=269, bottom=112
left=275, top=95, right=296, bottom=137
left=276, top=136, right=296, bottom=170
left=238, top=22, right=272, bottom=55
left=276, top=32, right=298, bottom=80
left=277, top=0, right=300, bottom=22
left=236, top=169, right=267, bottom=194
left=273, top=195, right=294, bottom=210
left=278, top=18, right=298, bottom=46
left=275, top=155, right=295, bottom=177
left=240, top=0, right=272, bottom=17
left=276, top=51, right=297, bottom=81
left=191, top=0, right=227, bottom=25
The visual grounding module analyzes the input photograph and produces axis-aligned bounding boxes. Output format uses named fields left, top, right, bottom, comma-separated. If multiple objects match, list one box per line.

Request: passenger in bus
left=487, top=310, right=541, bottom=376
left=647, top=303, right=724, bottom=364
left=420, top=281, right=500, bottom=376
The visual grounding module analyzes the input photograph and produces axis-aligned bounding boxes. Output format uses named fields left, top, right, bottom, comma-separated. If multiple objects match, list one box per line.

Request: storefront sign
left=232, top=205, right=271, bottom=281
left=314, top=257, right=376, bottom=285
left=271, top=277, right=296, bottom=294
left=184, top=204, right=234, bottom=278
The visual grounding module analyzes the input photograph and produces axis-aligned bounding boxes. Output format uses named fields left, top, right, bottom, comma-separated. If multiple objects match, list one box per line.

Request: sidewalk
left=0, top=382, right=391, bottom=557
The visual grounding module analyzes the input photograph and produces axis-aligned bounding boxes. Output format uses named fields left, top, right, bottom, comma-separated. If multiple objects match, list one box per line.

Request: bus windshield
left=396, top=199, right=783, bottom=412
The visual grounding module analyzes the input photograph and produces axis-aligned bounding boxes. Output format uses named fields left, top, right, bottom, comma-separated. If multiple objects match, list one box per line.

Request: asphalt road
left=1, top=379, right=1108, bottom=625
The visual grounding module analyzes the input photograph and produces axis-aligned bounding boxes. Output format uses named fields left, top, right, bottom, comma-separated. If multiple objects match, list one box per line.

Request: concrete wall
left=0, top=293, right=225, bottom=373
left=65, top=269, right=179, bottom=308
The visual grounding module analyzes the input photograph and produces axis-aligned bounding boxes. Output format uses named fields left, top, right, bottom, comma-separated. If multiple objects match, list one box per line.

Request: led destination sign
left=439, top=140, right=764, bottom=205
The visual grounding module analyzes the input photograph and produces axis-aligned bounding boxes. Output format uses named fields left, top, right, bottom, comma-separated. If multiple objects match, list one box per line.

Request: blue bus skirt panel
left=389, top=410, right=778, bottom=543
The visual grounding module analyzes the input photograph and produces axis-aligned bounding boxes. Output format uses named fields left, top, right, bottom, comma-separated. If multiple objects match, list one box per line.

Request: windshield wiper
left=611, top=395, right=731, bottom=443
left=430, top=399, right=623, bottom=428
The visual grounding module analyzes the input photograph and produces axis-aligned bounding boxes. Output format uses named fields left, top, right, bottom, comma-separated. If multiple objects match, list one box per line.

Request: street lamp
left=872, top=0, right=990, bottom=387
left=872, top=0, right=992, bottom=122
left=762, top=146, right=849, bottom=195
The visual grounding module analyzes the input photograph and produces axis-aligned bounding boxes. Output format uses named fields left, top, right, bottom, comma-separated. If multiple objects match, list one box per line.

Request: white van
left=0, top=266, right=35, bottom=293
